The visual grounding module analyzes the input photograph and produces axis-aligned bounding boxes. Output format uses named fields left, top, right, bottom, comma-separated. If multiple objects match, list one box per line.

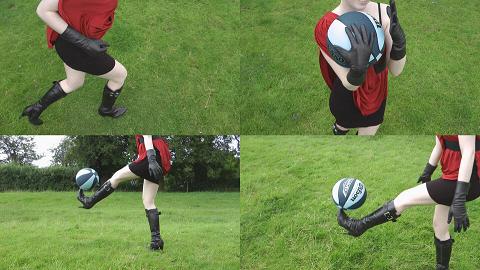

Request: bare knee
left=113, top=65, right=128, bottom=85
left=142, top=196, right=156, bottom=209
left=61, top=77, right=84, bottom=92
left=433, top=220, right=450, bottom=240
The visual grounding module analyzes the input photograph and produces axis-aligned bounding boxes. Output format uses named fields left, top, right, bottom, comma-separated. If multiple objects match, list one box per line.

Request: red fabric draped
left=46, top=0, right=118, bottom=48
left=438, top=135, right=480, bottom=180
left=134, top=135, right=172, bottom=175
left=314, top=11, right=388, bottom=116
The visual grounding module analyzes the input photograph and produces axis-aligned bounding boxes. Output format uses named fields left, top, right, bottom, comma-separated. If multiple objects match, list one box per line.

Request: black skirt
left=54, top=36, right=115, bottom=75
left=329, top=77, right=386, bottom=128
left=128, top=149, right=164, bottom=185
left=426, top=173, right=480, bottom=206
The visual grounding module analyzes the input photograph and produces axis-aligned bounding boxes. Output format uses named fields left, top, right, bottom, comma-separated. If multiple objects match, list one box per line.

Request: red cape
left=46, top=0, right=118, bottom=48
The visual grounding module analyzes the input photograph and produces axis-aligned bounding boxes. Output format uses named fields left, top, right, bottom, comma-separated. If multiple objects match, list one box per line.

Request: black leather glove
left=387, top=0, right=406, bottom=60
left=447, top=181, right=470, bottom=233
left=60, top=26, right=109, bottom=56
left=417, top=163, right=437, bottom=183
left=334, top=25, right=373, bottom=86
left=147, top=149, right=163, bottom=181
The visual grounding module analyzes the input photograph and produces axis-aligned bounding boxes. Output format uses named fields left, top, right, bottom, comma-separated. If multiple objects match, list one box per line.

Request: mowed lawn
left=0, top=0, right=239, bottom=134
left=240, top=0, right=480, bottom=134
left=241, top=136, right=480, bottom=269
left=0, top=192, right=239, bottom=270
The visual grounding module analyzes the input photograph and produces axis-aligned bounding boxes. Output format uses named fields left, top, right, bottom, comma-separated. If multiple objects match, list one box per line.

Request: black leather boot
left=77, top=181, right=115, bottom=209
left=332, top=123, right=349, bottom=135
left=98, top=84, right=127, bottom=117
left=435, top=235, right=454, bottom=270
left=337, top=200, right=400, bottom=237
left=145, top=208, right=164, bottom=251
left=20, top=81, right=67, bottom=125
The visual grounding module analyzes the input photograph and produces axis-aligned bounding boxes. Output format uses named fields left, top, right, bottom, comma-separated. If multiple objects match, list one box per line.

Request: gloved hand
left=417, top=162, right=437, bottom=183
left=60, top=26, right=109, bottom=56
left=387, top=0, right=406, bottom=60
left=147, top=149, right=163, bottom=181
left=334, top=24, right=373, bottom=86
left=447, top=181, right=470, bottom=233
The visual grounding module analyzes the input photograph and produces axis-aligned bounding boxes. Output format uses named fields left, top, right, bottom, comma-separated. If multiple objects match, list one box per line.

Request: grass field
left=240, top=0, right=480, bottom=134
left=0, top=191, right=239, bottom=270
left=0, top=0, right=239, bottom=134
left=241, top=136, right=480, bottom=269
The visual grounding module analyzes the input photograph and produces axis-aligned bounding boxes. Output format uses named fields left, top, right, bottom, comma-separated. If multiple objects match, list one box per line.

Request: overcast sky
left=31, top=136, right=66, bottom=167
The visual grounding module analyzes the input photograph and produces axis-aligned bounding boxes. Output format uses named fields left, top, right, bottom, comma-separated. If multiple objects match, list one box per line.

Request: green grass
left=241, top=136, right=480, bottom=269
left=0, top=192, right=239, bottom=269
left=0, top=0, right=239, bottom=134
left=240, top=0, right=480, bottom=134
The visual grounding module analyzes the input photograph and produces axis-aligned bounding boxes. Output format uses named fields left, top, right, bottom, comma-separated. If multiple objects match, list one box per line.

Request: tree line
left=0, top=136, right=239, bottom=192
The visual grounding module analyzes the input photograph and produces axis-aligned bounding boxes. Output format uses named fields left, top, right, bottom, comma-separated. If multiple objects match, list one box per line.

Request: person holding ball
left=314, top=0, right=407, bottom=135
left=77, top=135, right=172, bottom=251
left=337, top=135, right=480, bottom=269
left=21, top=0, right=128, bottom=125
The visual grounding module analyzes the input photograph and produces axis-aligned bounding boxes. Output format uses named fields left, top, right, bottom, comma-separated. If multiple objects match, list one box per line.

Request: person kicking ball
left=337, top=135, right=480, bottom=269
left=77, top=135, right=171, bottom=251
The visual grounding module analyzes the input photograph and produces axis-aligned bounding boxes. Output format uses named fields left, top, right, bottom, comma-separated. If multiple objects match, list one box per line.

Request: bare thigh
left=98, top=60, right=128, bottom=90
left=108, top=165, right=138, bottom=188
left=59, top=63, right=86, bottom=93
left=393, top=183, right=436, bottom=214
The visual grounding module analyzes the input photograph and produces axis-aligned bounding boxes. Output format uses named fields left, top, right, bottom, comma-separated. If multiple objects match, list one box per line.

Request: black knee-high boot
left=98, top=84, right=127, bottom=117
left=435, top=236, right=454, bottom=270
left=77, top=181, right=115, bottom=209
left=145, top=208, right=164, bottom=251
left=337, top=200, right=400, bottom=237
left=20, top=81, right=67, bottom=125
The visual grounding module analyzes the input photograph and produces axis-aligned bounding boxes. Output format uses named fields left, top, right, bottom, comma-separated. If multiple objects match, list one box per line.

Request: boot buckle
left=384, top=212, right=395, bottom=221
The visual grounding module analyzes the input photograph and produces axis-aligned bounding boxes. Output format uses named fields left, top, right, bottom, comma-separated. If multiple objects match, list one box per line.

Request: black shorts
left=54, top=36, right=115, bottom=75
left=329, top=78, right=386, bottom=128
left=426, top=174, right=480, bottom=206
left=128, top=149, right=164, bottom=185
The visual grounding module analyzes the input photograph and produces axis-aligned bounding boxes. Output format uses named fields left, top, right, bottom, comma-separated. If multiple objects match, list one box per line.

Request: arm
left=37, top=0, right=108, bottom=55
left=320, top=25, right=373, bottom=91
left=457, top=135, right=475, bottom=183
left=385, top=0, right=406, bottom=77
left=320, top=49, right=359, bottom=91
left=428, top=136, right=443, bottom=165
left=144, top=135, right=163, bottom=180
left=418, top=136, right=443, bottom=183
left=448, top=135, right=475, bottom=232
left=143, top=135, right=154, bottom=151
left=36, top=0, right=68, bottom=34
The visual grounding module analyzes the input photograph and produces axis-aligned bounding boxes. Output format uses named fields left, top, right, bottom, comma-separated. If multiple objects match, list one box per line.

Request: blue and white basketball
left=76, top=168, right=99, bottom=191
left=327, top=11, right=385, bottom=68
left=331, top=178, right=367, bottom=210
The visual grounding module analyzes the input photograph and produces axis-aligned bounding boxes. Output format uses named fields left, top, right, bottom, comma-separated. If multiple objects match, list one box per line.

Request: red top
left=314, top=12, right=388, bottom=116
left=46, top=0, right=118, bottom=48
left=134, top=135, right=172, bottom=175
left=438, top=135, right=480, bottom=180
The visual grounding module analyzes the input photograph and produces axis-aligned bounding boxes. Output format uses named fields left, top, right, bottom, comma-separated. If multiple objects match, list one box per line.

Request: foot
left=337, top=209, right=364, bottom=237
left=77, top=189, right=92, bottom=209
left=150, top=237, right=164, bottom=251
left=20, top=104, right=44, bottom=125
left=98, top=107, right=127, bottom=118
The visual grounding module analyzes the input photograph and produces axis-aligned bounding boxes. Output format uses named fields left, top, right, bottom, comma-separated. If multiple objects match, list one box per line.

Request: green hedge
left=0, top=164, right=145, bottom=192
left=0, top=164, right=80, bottom=191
